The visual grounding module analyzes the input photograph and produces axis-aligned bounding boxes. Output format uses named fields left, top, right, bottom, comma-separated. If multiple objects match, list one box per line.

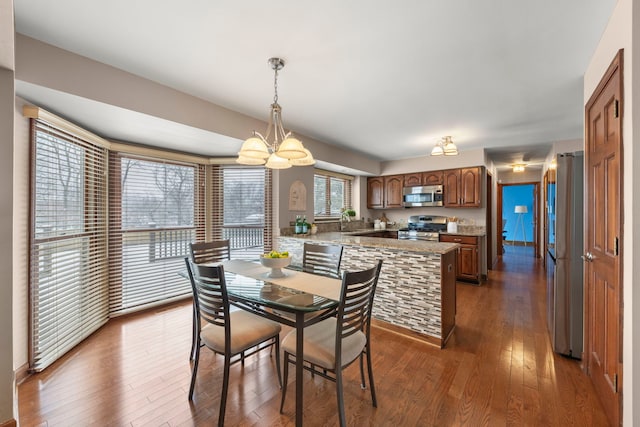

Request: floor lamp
left=512, top=205, right=528, bottom=246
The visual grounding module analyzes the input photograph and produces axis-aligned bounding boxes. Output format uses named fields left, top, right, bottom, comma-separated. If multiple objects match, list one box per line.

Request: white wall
left=583, top=0, right=637, bottom=424
left=0, top=0, right=15, bottom=423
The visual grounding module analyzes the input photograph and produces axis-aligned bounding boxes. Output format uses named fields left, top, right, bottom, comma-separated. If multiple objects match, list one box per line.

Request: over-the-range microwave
left=402, top=185, right=444, bottom=207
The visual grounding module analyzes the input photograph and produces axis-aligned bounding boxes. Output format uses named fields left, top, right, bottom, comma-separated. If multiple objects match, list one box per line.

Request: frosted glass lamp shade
left=430, top=144, right=444, bottom=156
left=265, top=153, right=292, bottom=169
left=514, top=205, right=528, bottom=214
left=276, top=137, right=307, bottom=159
left=238, top=136, right=270, bottom=159
left=288, top=148, right=316, bottom=166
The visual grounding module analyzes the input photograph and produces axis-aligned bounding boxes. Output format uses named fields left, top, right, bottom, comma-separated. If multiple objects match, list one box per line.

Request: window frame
left=313, top=169, right=353, bottom=220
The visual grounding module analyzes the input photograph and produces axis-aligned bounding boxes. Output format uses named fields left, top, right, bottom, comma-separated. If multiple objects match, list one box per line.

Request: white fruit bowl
left=260, top=256, right=291, bottom=278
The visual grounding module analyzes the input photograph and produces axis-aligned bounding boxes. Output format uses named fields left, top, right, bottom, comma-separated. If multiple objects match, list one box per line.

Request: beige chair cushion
left=281, top=318, right=366, bottom=370
left=200, top=310, right=281, bottom=355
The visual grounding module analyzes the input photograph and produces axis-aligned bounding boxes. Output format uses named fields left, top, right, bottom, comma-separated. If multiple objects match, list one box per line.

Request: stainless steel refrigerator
left=546, top=152, right=584, bottom=358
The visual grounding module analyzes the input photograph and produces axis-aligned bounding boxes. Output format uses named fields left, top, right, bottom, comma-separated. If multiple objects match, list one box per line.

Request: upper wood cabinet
left=368, top=167, right=482, bottom=209
left=384, top=175, right=404, bottom=208
left=404, top=171, right=443, bottom=186
left=404, top=173, right=422, bottom=187
left=367, top=175, right=403, bottom=209
left=367, top=177, right=384, bottom=209
left=443, top=167, right=482, bottom=207
left=423, top=171, right=444, bottom=185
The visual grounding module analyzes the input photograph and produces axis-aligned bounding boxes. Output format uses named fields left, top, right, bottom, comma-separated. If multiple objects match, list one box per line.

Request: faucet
left=340, top=210, right=351, bottom=231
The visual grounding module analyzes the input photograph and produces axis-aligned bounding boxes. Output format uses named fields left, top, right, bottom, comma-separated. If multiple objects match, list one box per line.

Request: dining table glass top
left=223, top=270, right=338, bottom=312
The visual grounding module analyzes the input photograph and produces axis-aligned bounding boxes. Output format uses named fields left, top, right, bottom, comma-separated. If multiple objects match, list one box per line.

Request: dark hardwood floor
left=18, top=248, right=610, bottom=426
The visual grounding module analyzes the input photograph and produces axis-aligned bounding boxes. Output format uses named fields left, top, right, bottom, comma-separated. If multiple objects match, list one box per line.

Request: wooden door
left=458, top=245, right=477, bottom=280
left=404, top=173, right=422, bottom=187
left=367, top=177, right=384, bottom=209
left=584, top=49, right=623, bottom=427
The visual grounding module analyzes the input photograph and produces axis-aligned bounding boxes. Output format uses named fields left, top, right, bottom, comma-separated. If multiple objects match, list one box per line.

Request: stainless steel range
left=397, top=215, right=447, bottom=241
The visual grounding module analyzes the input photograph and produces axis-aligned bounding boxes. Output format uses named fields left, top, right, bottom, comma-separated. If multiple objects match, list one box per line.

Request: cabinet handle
left=453, top=238, right=462, bottom=242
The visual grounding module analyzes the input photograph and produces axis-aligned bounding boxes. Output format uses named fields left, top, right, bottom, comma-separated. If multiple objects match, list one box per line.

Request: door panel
left=584, top=49, right=622, bottom=427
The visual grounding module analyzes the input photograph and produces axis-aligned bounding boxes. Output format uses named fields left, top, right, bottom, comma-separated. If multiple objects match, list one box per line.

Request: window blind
left=314, top=171, right=353, bottom=218
left=108, top=154, right=204, bottom=314
left=210, top=166, right=272, bottom=259
left=29, top=119, right=109, bottom=372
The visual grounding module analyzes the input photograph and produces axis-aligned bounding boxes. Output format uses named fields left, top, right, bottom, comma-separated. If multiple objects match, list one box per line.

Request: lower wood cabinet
left=439, top=234, right=480, bottom=283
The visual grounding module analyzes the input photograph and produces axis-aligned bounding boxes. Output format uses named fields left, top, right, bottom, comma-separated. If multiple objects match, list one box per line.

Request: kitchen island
left=277, top=232, right=459, bottom=348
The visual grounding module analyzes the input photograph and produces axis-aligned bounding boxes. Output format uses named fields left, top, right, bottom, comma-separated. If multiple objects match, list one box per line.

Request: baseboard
left=0, top=418, right=17, bottom=427
left=371, top=318, right=442, bottom=348
left=15, top=362, right=30, bottom=386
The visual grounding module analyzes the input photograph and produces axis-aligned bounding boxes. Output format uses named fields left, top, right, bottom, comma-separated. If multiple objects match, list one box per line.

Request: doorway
left=497, top=182, right=540, bottom=258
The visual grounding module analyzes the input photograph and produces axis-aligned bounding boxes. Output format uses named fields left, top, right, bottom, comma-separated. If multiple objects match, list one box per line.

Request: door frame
left=497, top=181, right=541, bottom=257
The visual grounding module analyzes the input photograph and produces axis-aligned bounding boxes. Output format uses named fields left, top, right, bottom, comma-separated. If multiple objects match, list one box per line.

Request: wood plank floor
left=18, top=247, right=610, bottom=426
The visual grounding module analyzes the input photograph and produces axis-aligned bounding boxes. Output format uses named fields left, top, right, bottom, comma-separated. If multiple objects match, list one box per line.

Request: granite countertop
left=280, top=231, right=459, bottom=255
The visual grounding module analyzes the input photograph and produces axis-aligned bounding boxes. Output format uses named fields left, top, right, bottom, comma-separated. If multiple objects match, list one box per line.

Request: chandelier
left=430, top=136, right=458, bottom=156
left=237, top=58, right=315, bottom=169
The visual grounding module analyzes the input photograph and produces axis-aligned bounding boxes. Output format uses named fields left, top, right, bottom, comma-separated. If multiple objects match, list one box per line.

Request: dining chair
left=188, top=240, right=231, bottom=361
left=302, top=242, right=344, bottom=279
left=190, top=239, right=231, bottom=264
left=279, top=260, right=383, bottom=427
left=185, top=258, right=282, bottom=427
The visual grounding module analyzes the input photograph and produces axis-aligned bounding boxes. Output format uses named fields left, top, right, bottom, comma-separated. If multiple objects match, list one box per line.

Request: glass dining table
left=194, top=259, right=342, bottom=427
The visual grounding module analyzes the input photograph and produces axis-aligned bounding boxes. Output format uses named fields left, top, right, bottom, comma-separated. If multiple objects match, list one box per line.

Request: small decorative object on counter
left=294, top=215, right=302, bottom=234
left=302, top=215, right=309, bottom=234
left=374, top=219, right=381, bottom=230
left=447, top=217, right=458, bottom=233
left=310, top=223, right=317, bottom=234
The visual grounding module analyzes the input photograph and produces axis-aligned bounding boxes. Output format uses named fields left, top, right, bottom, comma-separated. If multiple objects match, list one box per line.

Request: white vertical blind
left=108, top=154, right=203, bottom=313
left=30, top=119, right=109, bottom=371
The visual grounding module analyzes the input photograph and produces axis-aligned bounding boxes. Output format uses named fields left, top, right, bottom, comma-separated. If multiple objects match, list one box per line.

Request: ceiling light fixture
left=513, top=164, right=526, bottom=173
left=237, top=58, right=315, bottom=169
left=430, top=136, right=458, bottom=156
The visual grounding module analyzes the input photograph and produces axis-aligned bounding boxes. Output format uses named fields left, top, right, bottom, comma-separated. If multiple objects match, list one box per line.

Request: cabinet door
left=460, top=167, right=481, bottom=207
left=423, top=171, right=444, bottom=185
left=367, top=177, right=384, bottom=209
left=384, top=175, right=404, bottom=208
left=443, top=169, right=460, bottom=207
left=404, top=173, right=422, bottom=187
left=458, top=244, right=478, bottom=280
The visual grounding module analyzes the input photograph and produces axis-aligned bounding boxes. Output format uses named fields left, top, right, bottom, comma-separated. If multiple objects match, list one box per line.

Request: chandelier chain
left=273, top=67, right=279, bottom=105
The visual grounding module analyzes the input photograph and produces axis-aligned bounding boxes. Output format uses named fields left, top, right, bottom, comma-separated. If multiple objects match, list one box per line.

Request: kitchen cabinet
left=423, top=171, right=444, bottom=185
left=439, top=234, right=480, bottom=283
left=404, top=171, right=443, bottom=186
left=443, top=167, right=481, bottom=207
left=367, top=177, right=384, bottom=209
left=384, top=175, right=404, bottom=208
left=368, top=175, right=403, bottom=209
left=404, top=173, right=422, bottom=187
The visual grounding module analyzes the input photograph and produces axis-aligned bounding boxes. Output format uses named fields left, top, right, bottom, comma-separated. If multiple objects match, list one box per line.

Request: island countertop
left=283, top=231, right=459, bottom=254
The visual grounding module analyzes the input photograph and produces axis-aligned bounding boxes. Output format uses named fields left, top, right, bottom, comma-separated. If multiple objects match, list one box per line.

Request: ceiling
left=13, top=1, right=616, bottom=172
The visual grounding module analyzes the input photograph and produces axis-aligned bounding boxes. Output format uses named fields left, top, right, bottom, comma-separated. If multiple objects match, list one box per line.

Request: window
left=314, top=170, right=353, bottom=219
left=29, top=119, right=109, bottom=371
left=108, top=154, right=204, bottom=313
left=211, top=166, right=272, bottom=259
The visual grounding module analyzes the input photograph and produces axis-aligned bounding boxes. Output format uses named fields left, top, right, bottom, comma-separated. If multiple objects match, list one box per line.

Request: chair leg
left=279, top=352, right=290, bottom=413
left=190, top=306, right=198, bottom=361
left=275, top=336, right=282, bottom=389
left=188, top=337, right=201, bottom=400
left=336, top=368, right=347, bottom=427
left=218, top=355, right=230, bottom=427
left=365, top=346, right=377, bottom=407
left=359, top=353, right=366, bottom=389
